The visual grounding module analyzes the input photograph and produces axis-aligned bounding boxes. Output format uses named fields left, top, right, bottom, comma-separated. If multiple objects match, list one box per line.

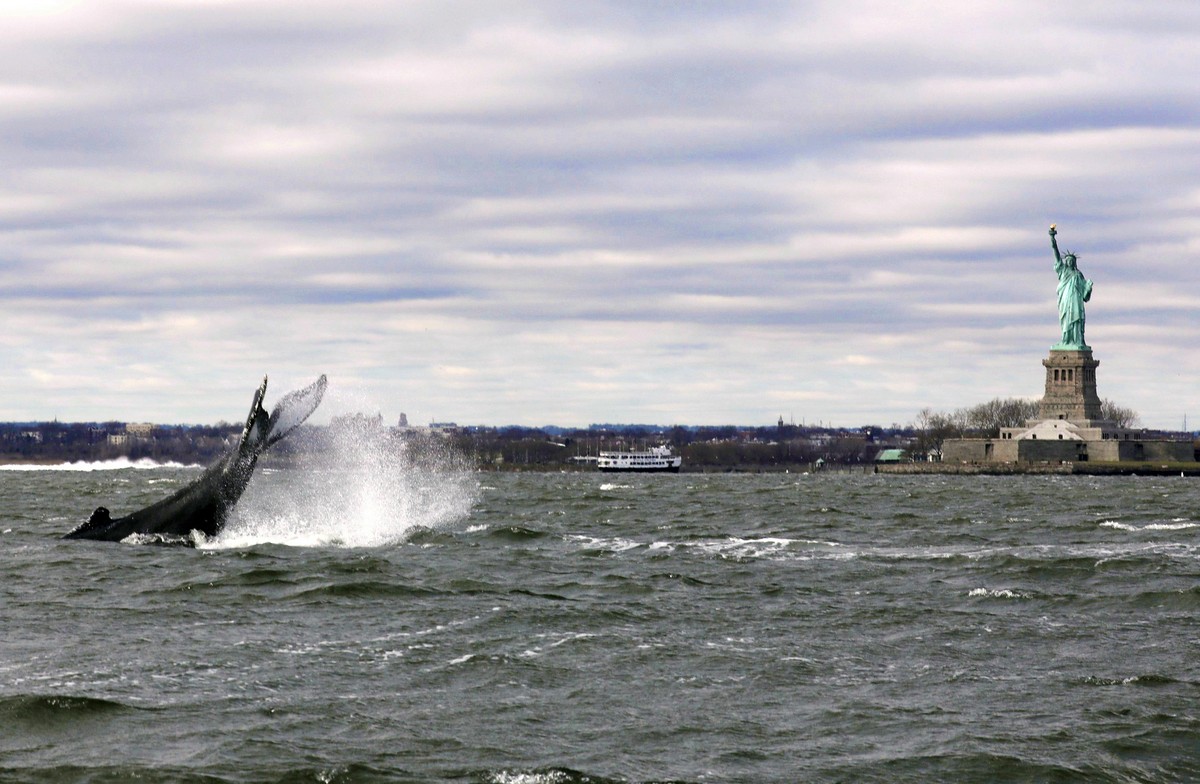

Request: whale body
left=64, top=374, right=326, bottom=544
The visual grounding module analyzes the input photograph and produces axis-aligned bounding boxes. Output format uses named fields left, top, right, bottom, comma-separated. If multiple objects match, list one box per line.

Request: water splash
left=207, top=424, right=478, bottom=549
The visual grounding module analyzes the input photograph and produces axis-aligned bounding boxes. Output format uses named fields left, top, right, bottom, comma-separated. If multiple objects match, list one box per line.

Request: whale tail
left=267, top=374, right=327, bottom=448
left=239, top=374, right=327, bottom=456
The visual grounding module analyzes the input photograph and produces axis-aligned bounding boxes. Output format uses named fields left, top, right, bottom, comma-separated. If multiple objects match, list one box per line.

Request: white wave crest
left=487, top=771, right=574, bottom=784
left=969, top=587, right=1027, bottom=599
left=0, top=457, right=201, bottom=472
left=566, top=534, right=642, bottom=552
left=570, top=534, right=847, bottom=561
left=1101, top=520, right=1199, bottom=532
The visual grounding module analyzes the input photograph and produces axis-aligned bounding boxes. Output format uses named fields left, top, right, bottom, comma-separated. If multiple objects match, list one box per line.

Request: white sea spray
left=208, top=424, right=478, bottom=549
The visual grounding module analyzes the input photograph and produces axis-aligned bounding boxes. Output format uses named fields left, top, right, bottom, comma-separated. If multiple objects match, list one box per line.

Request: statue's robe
left=1055, top=260, right=1092, bottom=348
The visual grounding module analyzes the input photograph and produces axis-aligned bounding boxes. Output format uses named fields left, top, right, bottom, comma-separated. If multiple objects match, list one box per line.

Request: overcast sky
left=3, top=1, right=1198, bottom=429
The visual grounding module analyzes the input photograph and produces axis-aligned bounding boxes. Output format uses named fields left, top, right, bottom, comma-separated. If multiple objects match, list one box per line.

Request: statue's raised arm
left=1049, top=224, right=1064, bottom=267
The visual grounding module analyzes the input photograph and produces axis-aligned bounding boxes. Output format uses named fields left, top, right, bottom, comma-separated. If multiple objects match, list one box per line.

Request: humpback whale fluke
left=64, top=374, right=327, bottom=544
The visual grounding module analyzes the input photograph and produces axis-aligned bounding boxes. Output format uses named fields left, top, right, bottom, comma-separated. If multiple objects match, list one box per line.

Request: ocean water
left=1, top=459, right=1198, bottom=783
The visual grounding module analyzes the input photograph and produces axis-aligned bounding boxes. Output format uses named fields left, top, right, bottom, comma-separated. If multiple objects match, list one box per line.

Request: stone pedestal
left=1040, top=349, right=1102, bottom=422
left=943, top=342, right=1194, bottom=465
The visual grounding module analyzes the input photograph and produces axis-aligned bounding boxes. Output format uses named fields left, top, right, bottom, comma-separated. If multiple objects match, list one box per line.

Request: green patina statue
left=1049, top=224, right=1092, bottom=350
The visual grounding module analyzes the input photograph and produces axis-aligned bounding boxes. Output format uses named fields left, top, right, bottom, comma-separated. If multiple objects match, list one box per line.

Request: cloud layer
left=3, top=1, right=1199, bottom=428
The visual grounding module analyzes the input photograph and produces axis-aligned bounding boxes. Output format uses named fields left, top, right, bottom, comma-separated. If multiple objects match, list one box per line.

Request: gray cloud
left=2, top=1, right=1198, bottom=428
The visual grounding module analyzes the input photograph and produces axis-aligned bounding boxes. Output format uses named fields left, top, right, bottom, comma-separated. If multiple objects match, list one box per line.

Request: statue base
left=941, top=343, right=1195, bottom=465
left=1040, top=348, right=1102, bottom=423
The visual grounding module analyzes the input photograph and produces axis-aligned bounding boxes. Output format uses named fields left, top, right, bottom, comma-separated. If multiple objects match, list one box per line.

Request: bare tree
left=963, top=397, right=1040, bottom=436
left=918, top=396, right=1140, bottom=455
left=1100, top=399, right=1139, bottom=428
left=914, top=407, right=962, bottom=459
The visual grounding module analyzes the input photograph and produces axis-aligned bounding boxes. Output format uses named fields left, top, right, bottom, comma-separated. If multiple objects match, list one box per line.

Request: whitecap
left=1101, top=520, right=1198, bottom=532
left=968, top=587, right=1026, bottom=599
left=566, top=534, right=641, bottom=552
left=488, top=772, right=573, bottom=784
left=0, top=458, right=201, bottom=472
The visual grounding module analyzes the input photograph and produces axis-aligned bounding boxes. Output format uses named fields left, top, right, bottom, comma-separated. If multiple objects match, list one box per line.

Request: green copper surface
left=1049, top=225, right=1092, bottom=350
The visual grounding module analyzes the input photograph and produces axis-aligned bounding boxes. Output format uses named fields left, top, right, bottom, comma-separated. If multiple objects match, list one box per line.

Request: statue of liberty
left=1049, top=224, right=1092, bottom=350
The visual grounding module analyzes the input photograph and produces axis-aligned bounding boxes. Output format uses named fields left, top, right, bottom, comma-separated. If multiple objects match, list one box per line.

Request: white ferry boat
left=596, top=445, right=682, bottom=473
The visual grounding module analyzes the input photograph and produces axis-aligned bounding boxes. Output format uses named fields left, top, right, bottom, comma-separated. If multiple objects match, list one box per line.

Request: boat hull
left=598, top=464, right=681, bottom=473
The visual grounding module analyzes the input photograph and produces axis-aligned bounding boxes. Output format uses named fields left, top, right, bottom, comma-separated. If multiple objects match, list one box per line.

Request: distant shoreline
left=5, top=455, right=1200, bottom=476
left=0, top=457, right=76, bottom=466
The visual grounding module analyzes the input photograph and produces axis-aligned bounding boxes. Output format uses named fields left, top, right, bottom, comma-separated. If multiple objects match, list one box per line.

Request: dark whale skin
left=63, top=375, right=326, bottom=543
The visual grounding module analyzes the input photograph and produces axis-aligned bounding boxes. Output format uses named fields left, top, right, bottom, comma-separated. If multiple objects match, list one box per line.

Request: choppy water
left=2, top=462, right=1198, bottom=783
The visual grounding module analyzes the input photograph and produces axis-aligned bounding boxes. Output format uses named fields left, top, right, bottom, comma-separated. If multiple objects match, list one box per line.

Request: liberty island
left=943, top=225, right=1192, bottom=465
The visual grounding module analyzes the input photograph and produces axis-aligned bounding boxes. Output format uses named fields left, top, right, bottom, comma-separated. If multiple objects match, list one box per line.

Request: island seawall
left=877, top=461, right=1200, bottom=476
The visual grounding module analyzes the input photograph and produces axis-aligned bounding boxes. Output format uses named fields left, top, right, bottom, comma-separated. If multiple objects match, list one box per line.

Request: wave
left=1100, top=520, right=1198, bottom=532
left=0, top=694, right=138, bottom=724
left=487, top=525, right=550, bottom=541
left=2, top=762, right=398, bottom=784
left=549, top=532, right=1200, bottom=573
left=0, top=457, right=201, bottom=472
left=968, top=587, right=1028, bottom=599
left=1077, top=673, right=1181, bottom=687
left=824, top=752, right=1105, bottom=781
left=484, top=768, right=637, bottom=784
left=564, top=533, right=848, bottom=560
left=281, top=764, right=664, bottom=784
left=291, top=580, right=441, bottom=601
